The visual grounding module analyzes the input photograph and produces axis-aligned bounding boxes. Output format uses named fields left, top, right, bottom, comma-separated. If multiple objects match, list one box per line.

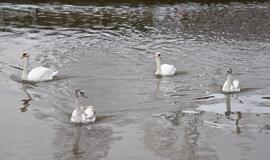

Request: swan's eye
left=157, top=54, right=160, bottom=57
left=22, top=53, right=27, bottom=57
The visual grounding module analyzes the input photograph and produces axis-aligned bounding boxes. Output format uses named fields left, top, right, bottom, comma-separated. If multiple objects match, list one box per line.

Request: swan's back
left=161, top=64, right=176, bottom=76
left=28, top=67, right=58, bottom=81
left=222, top=79, right=240, bottom=93
left=71, top=105, right=96, bottom=124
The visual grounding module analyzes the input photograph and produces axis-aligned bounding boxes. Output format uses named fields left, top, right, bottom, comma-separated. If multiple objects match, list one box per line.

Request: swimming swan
left=21, top=52, right=58, bottom=82
left=71, top=89, right=96, bottom=124
left=155, top=52, right=176, bottom=76
left=222, top=68, right=240, bottom=93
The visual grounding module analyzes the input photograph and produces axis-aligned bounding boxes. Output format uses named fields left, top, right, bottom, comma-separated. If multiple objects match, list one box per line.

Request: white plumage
left=27, top=67, right=58, bottom=82
left=160, top=64, right=176, bottom=76
left=222, top=68, right=240, bottom=93
left=71, top=106, right=96, bottom=123
left=21, top=52, right=58, bottom=82
left=155, top=52, right=176, bottom=76
left=70, top=90, right=96, bottom=124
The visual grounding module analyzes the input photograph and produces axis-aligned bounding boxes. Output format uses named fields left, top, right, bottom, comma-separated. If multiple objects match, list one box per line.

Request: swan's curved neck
left=75, top=97, right=80, bottom=109
left=21, top=57, right=30, bottom=81
left=226, top=74, right=233, bottom=83
left=155, top=57, right=161, bottom=75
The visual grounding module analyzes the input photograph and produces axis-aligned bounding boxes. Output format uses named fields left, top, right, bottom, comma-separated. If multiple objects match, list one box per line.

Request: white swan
left=155, top=52, right=176, bottom=76
left=222, top=68, right=240, bottom=93
left=21, top=52, right=58, bottom=82
left=71, top=89, right=96, bottom=124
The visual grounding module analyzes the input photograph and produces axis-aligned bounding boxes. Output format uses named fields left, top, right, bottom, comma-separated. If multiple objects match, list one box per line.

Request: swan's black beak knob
left=75, top=89, right=88, bottom=98
left=21, top=52, right=28, bottom=59
left=227, top=68, right=232, bottom=74
left=80, top=91, right=88, bottom=98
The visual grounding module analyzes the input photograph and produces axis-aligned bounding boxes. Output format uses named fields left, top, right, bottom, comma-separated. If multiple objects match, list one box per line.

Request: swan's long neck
left=226, top=74, right=233, bottom=84
left=75, top=96, right=80, bottom=109
left=155, top=57, right=161, bottom=75
left=21, top=57, right=29, bottom=80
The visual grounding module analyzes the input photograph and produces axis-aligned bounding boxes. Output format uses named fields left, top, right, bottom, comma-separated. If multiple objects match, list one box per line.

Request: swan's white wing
left=161, top=64, right=176, bottom=76
left=232, top=80, right=240, bottom=92
left=28, top=67, right=58, bottom=81
left=222, top=80, right=240, bottom=93
left=71, top=106, right=96, bottom=124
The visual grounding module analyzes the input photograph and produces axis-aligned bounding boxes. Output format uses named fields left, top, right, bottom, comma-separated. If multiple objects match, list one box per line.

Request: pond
left=0, top=1, right=270, bottom=160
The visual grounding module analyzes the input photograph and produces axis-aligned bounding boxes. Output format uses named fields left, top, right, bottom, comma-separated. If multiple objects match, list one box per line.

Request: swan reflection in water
left=20, top=83, right=34, bottom=112
left=71, top=115, right=115, bottom=159
left=73, top=125, right=85, bottom=159
left=224, top=94, right=242, bottom=134
left=145, top=110, right=202, bottom=159
left=155, top=76, right=178, bottom=98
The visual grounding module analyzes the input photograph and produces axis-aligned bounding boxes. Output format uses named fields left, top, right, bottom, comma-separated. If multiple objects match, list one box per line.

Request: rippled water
left=0, top=1, right=270, bottom=160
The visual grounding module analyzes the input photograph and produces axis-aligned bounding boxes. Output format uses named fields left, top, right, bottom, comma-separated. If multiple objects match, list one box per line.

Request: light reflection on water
left=0, top=1, right=270, bottom=160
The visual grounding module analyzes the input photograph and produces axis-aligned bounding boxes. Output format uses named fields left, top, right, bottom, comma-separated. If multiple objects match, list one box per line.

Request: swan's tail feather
left=233, top=80, right=240, bottom=92
left=84, top=106, right=96, bottom=123
left=52, top=70, right=59, bottom=77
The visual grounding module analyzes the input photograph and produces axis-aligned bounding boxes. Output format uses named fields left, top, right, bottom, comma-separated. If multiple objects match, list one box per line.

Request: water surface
left=0, top=1, right=270, bottom=160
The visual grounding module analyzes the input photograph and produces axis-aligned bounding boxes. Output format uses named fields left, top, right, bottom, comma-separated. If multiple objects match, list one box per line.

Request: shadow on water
left=174, top=70, right=189, bottom=76
left=155, top=71, right=189, bottom=80
left=9, top=73, right=75, bottom=84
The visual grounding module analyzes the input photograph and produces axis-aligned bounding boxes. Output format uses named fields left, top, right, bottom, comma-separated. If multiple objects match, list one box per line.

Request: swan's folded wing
left=161, top=64, right=176, bottom=76
left=28, top=67, right=56, bottom=81
left=71, top=109, right=82, bottom=123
